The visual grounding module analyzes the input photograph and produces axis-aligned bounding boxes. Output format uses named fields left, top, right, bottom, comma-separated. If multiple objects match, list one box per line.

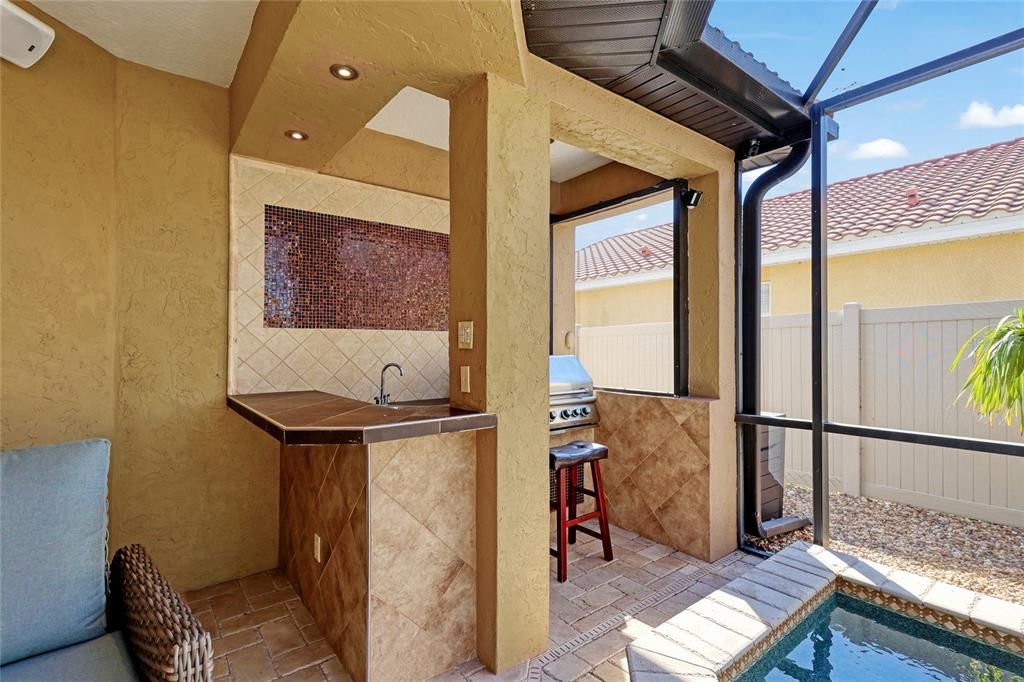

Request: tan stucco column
left=688, top=170, right=739, bottom=561
left=449, top=74, right=551, bottom=672
left=551, top=221, right=576, bottom=354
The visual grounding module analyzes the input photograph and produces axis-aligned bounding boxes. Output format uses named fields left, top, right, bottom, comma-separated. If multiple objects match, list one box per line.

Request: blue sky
left=576, top=0, right=1024, bottom=250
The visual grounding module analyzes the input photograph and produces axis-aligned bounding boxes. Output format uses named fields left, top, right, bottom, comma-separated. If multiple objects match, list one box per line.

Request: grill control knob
left=581, top=406, right=592, bottom=417
left=570, top=408, right=581, bottom=417
left=549, top=411, right=556, bottom=422
left=560, top=409, right=572, bottom=419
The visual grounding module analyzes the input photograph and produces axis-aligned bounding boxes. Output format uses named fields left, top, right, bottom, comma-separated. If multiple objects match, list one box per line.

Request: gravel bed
left=746, top=485, right=1024, bottom=605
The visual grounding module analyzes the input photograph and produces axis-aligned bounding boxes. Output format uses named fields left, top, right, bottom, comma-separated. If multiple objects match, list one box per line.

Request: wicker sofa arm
left=110, top=544, right=213, bottom=682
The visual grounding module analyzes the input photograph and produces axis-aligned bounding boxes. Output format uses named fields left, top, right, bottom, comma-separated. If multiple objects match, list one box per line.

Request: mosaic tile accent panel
left=368, top=432, right=477, bottom=680
left=264, top=206, right=449, bottom=331
left=279, top=443, right=369, bottom=681
left=229, top=157, right=451, bottom=400
left=594, top=390, right=712, bottom=561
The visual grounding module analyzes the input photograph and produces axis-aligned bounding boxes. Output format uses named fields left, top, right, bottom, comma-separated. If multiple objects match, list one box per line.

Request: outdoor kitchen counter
left=227, top=390, right=496, bottom=445
left=232, top=389, right=488, bottom=679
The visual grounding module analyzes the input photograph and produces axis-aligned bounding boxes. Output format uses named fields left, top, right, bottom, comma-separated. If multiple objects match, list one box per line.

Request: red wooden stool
left=550, top=440, right=613, bottom=583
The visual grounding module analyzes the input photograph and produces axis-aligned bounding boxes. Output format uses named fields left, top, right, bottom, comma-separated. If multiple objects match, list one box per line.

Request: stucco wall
left=1, top=3, right=117, bottom=448
left=578, top=232, right=1024, bottom=324
left=1, top=7, right=278, bottom=590
left=762, top=231, right=1024, bottom=315
left=322, top=128, right=450, bottom=201
left=111, top=61, right=278, bottom=589
left=551, top=162, right=662, bottom=216
left=576, top=279, right=673, bottom=327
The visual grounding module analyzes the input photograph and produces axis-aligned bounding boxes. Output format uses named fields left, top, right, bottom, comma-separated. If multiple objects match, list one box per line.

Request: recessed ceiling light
left=329, top=64, right=358, bottom=81
left=285, top=130, right=308, bottom=141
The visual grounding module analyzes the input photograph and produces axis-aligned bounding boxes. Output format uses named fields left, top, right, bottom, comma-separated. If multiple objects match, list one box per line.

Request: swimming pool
left=736, top=593, right=1024, bottom=681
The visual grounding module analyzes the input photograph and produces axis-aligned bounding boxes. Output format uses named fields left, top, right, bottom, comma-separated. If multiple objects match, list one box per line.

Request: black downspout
left=739, top=142, right=810, bottom=412
left=738, top=141, right=811, bottom=542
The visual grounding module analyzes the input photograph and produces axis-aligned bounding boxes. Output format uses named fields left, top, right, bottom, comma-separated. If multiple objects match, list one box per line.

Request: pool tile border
left=626, top=541, right=1024, bottom=681
left=840, top=581, right=1024, bottom=655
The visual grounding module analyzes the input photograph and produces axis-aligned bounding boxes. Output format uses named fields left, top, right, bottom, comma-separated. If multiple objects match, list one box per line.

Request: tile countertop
left=227, top=390, right=496, bottom=445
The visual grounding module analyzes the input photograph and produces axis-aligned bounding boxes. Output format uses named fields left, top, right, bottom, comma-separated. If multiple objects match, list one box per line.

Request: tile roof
left=576, top=137, right=1024, bottom=281
left=576, top=223, right=674, bottom=281
left=761, top=136, right=1024, bottom=252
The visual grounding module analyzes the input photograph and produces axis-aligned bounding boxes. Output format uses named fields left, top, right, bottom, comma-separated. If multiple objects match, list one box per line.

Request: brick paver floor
left=432, top=522, right=765, bottom=681
left=183, top=569, right=350, bottom=681
left=196, top=524, right=762, bottom=682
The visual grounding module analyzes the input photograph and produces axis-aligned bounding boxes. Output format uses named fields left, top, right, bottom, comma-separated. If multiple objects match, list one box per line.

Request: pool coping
left=625, top=541, right=1024, bottom=681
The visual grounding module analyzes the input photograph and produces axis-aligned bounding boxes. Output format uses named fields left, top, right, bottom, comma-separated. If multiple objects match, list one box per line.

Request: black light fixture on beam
left=681, top=188, right=703, bottom=209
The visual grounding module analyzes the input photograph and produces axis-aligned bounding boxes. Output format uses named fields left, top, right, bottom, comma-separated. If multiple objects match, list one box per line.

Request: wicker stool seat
left=550, top=440, right=613, bottom=582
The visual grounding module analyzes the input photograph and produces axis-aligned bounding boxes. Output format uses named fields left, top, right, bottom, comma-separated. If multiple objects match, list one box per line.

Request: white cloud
left=959, top=101, right=1024, bottom=129
left=849, top=138, right=909, bottom=160
left=633, top=212, right=648, bottom=222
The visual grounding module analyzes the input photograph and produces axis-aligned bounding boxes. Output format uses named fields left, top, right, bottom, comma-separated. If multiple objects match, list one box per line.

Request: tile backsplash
left=229, top=157, right=450, bottom=401
left=264, top=206, right=448, bottom=331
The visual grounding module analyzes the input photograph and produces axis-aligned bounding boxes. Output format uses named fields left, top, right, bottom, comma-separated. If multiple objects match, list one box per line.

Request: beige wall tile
left=229, top=156, right=452, bottom=401
left=369, top=433, right=477, bottom=680
left=596, top=390, right=713, bottom=560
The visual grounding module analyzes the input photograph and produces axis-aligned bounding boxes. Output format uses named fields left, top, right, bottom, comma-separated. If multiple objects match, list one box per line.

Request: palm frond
left=951, top=308, right=1024, bottom=432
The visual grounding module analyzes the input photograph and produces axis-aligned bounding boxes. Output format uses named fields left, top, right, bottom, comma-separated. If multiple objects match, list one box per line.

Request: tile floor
left=197, top=524, right=762, bottom=682
left=183, top=569, right=350, bottom=682
left=433, top=522, right=765, bottom=682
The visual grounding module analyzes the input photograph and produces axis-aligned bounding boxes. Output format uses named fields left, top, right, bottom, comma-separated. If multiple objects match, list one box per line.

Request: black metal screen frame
left=550, top=178, right=690, bottom=397
left=735, top=21, right=1024, bottom=550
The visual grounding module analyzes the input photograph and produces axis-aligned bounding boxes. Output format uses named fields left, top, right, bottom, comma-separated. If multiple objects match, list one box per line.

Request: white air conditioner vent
left=1, top=0, right=55, bottom=69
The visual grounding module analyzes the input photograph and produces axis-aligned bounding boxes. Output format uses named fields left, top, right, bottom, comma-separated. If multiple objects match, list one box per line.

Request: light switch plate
left=458, top=321, right=474, bottom=349
left=460, top=366, right=471, bottom=393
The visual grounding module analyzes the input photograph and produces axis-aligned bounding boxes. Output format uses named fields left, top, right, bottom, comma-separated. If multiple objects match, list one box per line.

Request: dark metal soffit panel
left=521, top=0, right=811, bottom=156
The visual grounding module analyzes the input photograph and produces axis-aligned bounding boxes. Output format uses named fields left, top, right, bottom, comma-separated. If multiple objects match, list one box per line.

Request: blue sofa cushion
left=0, top=631, right=137, bottom=681
left=1, top=439, right=110, bottom=665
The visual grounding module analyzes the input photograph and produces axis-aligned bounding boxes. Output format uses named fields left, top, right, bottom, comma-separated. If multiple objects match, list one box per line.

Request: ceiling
left=366, top=88, right=450, bottom=150
left=366, top=86, right=612, bottom=182
left=30, top=0, right=258, bottom=86
left=550, top=141, right=611, bottom=182
left=520, top=0, right=811, bottom=167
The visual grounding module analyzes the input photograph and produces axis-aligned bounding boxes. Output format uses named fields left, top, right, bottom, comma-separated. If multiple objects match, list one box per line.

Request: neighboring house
left=576, top=137, right=1024, bottom=324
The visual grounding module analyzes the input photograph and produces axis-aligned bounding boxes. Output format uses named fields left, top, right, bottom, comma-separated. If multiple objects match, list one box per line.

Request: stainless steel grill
left=548, top=355, right=598, bottom=506
left=549, top=355, right=599, bottom=432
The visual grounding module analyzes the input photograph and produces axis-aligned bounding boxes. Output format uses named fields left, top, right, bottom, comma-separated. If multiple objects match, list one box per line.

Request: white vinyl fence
left=579, top=300, right=1024, bottom=527
left=577, top=322, right=675, bottom=394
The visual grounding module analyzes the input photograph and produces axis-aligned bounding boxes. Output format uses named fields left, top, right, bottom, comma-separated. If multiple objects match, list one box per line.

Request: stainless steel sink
left=387, top=398, right=449, bottom=407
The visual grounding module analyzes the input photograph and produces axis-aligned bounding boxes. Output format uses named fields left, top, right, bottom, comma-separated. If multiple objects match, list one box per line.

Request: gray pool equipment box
left=753, top=413, right=811, bottom=538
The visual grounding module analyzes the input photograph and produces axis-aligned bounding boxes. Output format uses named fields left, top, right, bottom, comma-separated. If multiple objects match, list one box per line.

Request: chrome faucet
left=375, top=363, right=403, bottom=405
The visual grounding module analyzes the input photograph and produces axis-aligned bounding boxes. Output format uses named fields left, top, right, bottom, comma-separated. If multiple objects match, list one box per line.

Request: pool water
left=737, top=593, right=1024, bottom=681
